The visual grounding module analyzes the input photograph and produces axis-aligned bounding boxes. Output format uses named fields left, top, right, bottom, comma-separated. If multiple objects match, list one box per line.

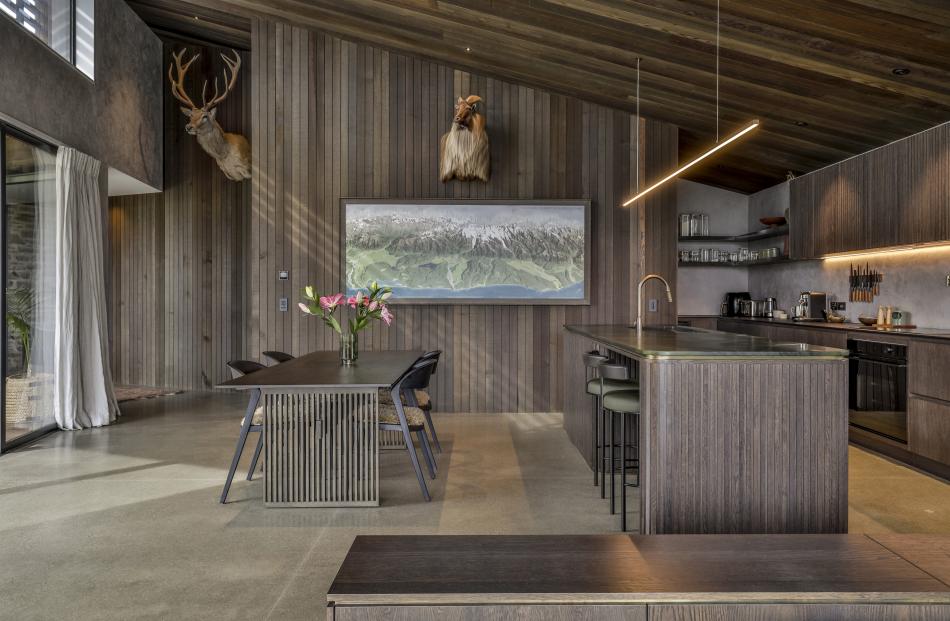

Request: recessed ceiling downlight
left=892, top=67, right=911, bottom=76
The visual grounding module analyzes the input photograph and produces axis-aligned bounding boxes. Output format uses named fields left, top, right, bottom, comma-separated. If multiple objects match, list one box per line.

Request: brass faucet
left=636, top=274, right=673, bottom=335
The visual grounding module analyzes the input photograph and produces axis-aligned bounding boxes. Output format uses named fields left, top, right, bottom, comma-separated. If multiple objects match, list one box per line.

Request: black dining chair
left=220, top=360, right=266, bottom=504
left=380, top=358, right=439, bottom=502
left=262, top=350, right=294, bottom=365
left=413, top=350, right=442, bottom=452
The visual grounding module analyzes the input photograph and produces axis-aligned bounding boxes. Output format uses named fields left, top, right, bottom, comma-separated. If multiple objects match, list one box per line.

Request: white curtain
left=51, top=148, right=119, bottom=429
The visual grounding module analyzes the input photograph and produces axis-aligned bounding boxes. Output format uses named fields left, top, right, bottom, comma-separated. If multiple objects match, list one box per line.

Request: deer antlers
left=167, top=48, right=242, bottom=110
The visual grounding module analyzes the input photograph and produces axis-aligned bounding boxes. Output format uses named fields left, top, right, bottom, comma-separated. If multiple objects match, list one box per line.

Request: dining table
left=217, top=350, right=423, bottom=507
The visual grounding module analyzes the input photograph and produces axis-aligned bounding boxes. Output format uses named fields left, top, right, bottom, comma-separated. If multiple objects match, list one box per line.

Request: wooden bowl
left=826, top=315, right=846, bottom=323
left=760, top=216, right=787, bottom=227
left=858, top=316, right=877, bottom=326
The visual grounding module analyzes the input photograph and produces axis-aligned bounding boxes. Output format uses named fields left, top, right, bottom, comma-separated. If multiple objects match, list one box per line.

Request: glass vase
left=340, top=331, right=358, bottom=366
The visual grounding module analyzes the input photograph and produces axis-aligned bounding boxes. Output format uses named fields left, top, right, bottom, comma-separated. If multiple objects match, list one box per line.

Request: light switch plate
left=278, top=270, right=289, bottom=280
left=279, top=297, right=288, bottom=312
left=648, top=299, right=658, bottom=312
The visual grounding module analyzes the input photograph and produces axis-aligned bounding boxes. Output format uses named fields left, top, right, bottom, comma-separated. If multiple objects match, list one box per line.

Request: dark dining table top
left=216, top=350, right=424, bottom=390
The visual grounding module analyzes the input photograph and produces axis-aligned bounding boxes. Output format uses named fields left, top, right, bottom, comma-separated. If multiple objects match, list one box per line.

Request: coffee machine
left=794, top=291, right=827, bottom=321
left=721, top=292, right=751, bottom=317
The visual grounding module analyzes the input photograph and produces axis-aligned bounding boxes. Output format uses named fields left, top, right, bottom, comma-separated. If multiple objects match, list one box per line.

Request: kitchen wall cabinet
left=790, top=122, right=950, bottom=257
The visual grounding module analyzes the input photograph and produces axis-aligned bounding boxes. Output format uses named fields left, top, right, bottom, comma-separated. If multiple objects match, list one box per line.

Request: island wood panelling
left=248, top=20, right=677, bottom=413
left=108, top=38, right=250, bottom=390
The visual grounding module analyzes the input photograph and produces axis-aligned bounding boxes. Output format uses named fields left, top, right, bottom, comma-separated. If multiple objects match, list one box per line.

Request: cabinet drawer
left=908, top=396, right=950, bottom=465
left=770, top=325, right=847, bottom=349
left=909, top=341, right=950, bottom=401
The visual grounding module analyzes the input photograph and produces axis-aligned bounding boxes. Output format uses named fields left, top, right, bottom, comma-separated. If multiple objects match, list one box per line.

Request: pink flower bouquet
left=299, top=281, right=394, bottom=336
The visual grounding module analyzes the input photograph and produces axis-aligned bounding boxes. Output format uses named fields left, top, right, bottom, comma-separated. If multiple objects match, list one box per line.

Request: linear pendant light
left=622, top=120, right=759, bottom=206
left=623, top=0, right=759, bottom=207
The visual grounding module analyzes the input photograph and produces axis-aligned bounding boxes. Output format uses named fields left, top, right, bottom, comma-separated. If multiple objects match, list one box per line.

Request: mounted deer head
left=439, top=95, right=490, bottom=182
left=168, top=48, right=251, bottom=181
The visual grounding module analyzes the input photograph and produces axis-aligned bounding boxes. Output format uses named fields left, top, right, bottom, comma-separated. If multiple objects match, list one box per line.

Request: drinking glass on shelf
left=729, top=251, right=739, bottom=263
left=701, top=214, right=710, bottom=236
left=710, top=249, right=720, bottom=263
left=680, top=250, right=690, bottom=263
left=750, top=250, right=760, bottom=262
left=739, top=248, right=750, bottom=262
left=701, top=248, right=711, bottom=262
left=690, top=214, right=702, bottom=237
left=690, top=249, right=700, bottom=262
left=679, top=214, right=691, bottom=237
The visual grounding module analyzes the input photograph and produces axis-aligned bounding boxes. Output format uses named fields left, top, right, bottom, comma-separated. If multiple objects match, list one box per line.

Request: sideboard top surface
left=327, top=534, right=950, bottom=606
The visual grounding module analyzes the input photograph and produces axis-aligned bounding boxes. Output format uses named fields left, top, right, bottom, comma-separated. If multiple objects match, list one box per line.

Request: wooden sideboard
left=327, top=534, right=950, bottom=620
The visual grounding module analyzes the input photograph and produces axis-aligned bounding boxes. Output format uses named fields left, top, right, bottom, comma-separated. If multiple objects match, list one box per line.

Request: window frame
left=0, top=0, right=93, bottom=81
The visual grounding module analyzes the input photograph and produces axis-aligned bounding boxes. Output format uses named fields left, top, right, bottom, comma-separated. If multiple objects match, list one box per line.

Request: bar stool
left=597, top=363, right=639, bottom=516
left=583, top=352, right=608, bottom=485
left=603, top=386, right=640, bottom=531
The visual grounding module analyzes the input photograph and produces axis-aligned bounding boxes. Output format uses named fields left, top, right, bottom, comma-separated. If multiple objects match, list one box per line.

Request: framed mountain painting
left=342, top=199, right=590, bottom=304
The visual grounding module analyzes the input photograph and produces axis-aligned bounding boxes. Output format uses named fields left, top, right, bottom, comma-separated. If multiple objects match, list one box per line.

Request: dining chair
left=413, top=350, right=442, bottom=453
left=262, top=350, right=294, bottom=365
left=220, top=360, right=266, bottom=504
left=380, top=358, right=439, bottom=502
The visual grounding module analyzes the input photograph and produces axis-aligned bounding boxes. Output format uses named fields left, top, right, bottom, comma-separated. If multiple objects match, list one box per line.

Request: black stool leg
left=609, top=409, right=616, bottom=515
left=621, top=411, right=627, bottom=531
left=591, top=394, right=597, bottom=484
left=246, top=433, right=263, bottom=480
left=600, top=401, right=607, bottom=499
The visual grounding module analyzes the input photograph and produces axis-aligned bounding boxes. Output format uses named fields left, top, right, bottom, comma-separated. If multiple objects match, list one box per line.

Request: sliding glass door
left=1, top=127, right=57, bottom=451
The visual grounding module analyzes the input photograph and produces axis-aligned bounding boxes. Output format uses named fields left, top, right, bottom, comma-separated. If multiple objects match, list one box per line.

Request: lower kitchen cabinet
left=908, top=396, right=950, bottom=465
left=909, top=340, right=950, bottom=403
left=770, top=325, right=848, bottom=349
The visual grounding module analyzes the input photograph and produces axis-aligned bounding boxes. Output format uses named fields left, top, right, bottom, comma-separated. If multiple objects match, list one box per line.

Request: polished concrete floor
left=1, top=392, right=948, bottom=620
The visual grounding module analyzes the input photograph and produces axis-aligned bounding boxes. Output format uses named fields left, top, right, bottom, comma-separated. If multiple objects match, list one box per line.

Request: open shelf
left=679, top=224, right=789, bottom=243
left=678, top=257, right=793, bottom=268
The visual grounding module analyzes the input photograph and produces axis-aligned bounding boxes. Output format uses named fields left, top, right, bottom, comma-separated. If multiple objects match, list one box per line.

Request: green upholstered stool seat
left=586, top=378, right=638, bottom=396
left=603, top=389, right=640, bottom=413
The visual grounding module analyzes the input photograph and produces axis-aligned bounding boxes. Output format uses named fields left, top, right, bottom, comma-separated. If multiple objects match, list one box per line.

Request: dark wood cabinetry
left=909, top=396, right=950, bottom=466
left=790, top=122, right=950, bottom=258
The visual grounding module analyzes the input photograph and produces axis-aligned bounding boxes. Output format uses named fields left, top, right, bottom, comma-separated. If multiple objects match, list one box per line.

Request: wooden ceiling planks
left=128, top=0, right=950, bottom=193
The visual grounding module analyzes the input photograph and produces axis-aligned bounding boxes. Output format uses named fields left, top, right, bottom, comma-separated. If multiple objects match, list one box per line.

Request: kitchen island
left=563, top=325, right=849, bottom=534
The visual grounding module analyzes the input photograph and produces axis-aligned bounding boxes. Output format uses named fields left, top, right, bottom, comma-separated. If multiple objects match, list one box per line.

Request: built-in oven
left=848, top=338, right=908, bottom=443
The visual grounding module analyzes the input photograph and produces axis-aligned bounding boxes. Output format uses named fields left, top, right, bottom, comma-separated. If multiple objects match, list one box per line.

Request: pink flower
left=380, top=304, right=394, bottom=326
left=298, top=302, right=312, bottom=315
left=368, top=300, right=379, bottom=311
left=347, top=295, right=359, bottom=308
left=320, top=293, right=344, bottom=311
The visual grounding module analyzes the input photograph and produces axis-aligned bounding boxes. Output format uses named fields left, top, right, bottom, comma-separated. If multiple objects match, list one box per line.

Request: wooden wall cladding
left=248, top=20, right=678, bottom=413
left=108, top=38, right=250, bottom=390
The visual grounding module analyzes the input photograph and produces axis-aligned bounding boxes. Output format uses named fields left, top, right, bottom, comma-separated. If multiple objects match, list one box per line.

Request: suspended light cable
left=622, top=0, right=759, bottom=206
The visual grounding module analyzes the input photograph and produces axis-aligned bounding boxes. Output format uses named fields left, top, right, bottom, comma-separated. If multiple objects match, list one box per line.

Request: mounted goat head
left=168, top=48, right=251, bottom=181
left=439, top=95, right=489, bottom=182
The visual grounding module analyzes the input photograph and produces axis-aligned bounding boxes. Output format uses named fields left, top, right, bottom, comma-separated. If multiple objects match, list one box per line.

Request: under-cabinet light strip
left=823, top=243, right=950, bottom=262
left=621, top=120, right=760, bottom=207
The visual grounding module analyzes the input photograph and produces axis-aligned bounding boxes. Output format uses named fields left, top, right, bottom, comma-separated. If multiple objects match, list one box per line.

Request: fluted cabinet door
left=789, top=175, right=816, bottom=259
left=836, top=156, right=866, bottom=253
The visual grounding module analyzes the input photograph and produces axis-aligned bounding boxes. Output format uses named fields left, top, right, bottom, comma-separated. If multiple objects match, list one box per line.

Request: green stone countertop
left=565, top=324, right=850, bottom=360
